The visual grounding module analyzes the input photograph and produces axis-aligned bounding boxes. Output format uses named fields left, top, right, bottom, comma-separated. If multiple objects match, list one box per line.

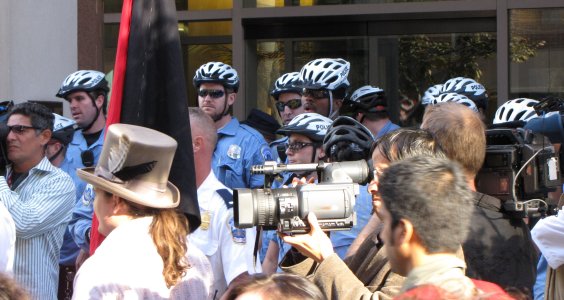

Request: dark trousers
left=58, top=265, right=76, bottom=300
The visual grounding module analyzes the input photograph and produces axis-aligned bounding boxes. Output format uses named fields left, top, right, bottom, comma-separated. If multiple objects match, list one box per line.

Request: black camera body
left=234, top=160, right=370, bottom=234
left=476, top=128, right=560, bottom=216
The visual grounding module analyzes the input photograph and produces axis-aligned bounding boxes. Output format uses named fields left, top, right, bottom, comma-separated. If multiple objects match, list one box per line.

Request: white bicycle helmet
left=349, top=85, right=387, bottom=113
left=277, top=113, right=332, bottom=143
left=271, top=72, right=302, bottom=99
left=193, top=61, right=240, bottom=92
left=441, top=77, right=488, bottom=109
left=52, top=113, right=76, bottom=145
left=431, top=93, right=479, bottom=113
left=56, top=70, right=109, bottom=99
left=323, top=116, right=375, bottom=162
left=421, top=84, right=443, bottom=106
left=493, top=98, right=539, bottom=125
left=298, top=58, right=350, bottom=91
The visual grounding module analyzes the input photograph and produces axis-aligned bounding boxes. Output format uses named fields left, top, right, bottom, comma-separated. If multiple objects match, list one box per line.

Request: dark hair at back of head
left=8, top=102, right=54, bottom=132
left=371, top=128, right=446, bottom=163
left=379, top=156, right=474, bottom=253
left=223, top=273, right=325, bottom=300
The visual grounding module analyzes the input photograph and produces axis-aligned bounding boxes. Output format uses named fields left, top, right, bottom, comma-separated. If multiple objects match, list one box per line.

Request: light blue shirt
left=534, top=254, right=547, bottom=300
left=61, top=130, right=104, bottom=264
left=330, top=185, right=372, bottom=258
left=376, top=120, right=400, bottom=139
left=1, top=157, right=75, bottom=300
left=213, top=118, right=272, bottom=189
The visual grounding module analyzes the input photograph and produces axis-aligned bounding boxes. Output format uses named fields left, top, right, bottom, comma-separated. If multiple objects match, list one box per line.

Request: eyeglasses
left=275, top=99, right=302, bottom=112
left=287, top=141, right=315, bottom=152
left=373, top=167, right=384, bottom=180
left=198, top=89, right=225, bottom=99
left=303, top=89, right=330, bottom=99
left=7, top=125, right=40, bottom=135
left=81, top=150, right=94, bottom=167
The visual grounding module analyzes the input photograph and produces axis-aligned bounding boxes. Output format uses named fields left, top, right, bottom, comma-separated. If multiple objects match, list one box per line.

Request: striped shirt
left=0, top=157, right=75, bottom=300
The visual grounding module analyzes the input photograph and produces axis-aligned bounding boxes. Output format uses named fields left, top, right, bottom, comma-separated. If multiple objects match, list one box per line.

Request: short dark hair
left=371, top=128, right=446, bottom=163
left=8, top=102, right=54, bottom=132
left=379, top=156, right=473, bottom=253
left=87, top=90, right=108, bottom=115
left=223, top=273, right=325, bottom=300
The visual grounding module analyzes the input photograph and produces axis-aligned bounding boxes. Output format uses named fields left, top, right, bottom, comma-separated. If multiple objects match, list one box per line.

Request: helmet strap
left=48, top=144, right=65, bottom=163
left=80, top=102, right=101, bottom=132
left=328, top=91, right=339, bottom=119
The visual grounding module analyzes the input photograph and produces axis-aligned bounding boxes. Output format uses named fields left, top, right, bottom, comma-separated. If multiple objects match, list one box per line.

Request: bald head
left=421, top=102, right=486, bottom=180
left=189, top=107, right=217, bottom=186
left=189, top=107, right=217, bottom=151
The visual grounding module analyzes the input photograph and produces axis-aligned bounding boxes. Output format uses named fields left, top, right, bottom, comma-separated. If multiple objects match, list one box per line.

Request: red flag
left=90, top=0, right=200, bottom=254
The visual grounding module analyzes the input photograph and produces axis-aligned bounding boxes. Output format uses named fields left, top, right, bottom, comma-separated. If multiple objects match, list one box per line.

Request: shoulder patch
left=261, top=145, right=274, bottom=161
left=216, top=188, right=233, bottom=209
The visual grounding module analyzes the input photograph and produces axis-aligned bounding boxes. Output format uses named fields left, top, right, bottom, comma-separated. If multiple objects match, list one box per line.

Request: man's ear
left=227, top=92, right=236, bottom=106
left=394, top=219, right=415, bottom=251
left=95, top=95, right=105, bottom=109
left=39, top=130, right=52, bottom=146
left=192, top=135, right=204, bottom=153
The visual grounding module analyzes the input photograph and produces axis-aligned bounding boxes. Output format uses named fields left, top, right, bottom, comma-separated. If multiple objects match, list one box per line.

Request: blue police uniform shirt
left=213, top=117, right=272, bottom=189
left=59, top=130, right=104, bottom=266
left=376, top=120, right=400, bottom=139
left=330, top=184, right=372, bottom=259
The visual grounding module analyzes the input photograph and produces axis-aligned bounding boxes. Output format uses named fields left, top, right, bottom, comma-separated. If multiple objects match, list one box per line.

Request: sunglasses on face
left=198, top=89, right=225, bottom=99
left=287, top=141, right=315, bottom=152
left=303, top=89, right=330, bottom=99
left=7, top=125, right=40, bottom=135
left=275, top=99, right=302, bottom=112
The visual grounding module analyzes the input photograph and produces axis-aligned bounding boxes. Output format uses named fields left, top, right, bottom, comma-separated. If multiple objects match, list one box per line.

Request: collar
left=217, top=117, right=240, bottom=137
left=70, top=128, right=106, bottom=148
left=7, top=156, right=56, bottom=175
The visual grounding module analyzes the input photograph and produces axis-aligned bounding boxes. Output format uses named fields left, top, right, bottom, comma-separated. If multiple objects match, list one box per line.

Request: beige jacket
left=280, top=230, right=404, bottom=300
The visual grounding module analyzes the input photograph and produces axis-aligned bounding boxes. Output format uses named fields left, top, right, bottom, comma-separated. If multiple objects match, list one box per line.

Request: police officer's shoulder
left=239, top=123, right=269, bottom=143
left=216, top=188, right=234, bottom=209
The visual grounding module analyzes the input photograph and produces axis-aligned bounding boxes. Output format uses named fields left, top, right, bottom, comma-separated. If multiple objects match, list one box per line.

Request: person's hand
left=291, top=176, right=315, bottom=186
left=281, top=212, right=334, bottom=263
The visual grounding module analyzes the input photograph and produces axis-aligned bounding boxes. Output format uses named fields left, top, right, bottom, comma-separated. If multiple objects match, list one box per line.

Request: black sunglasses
left=275, top=99, right=302, bottom=112
left=81, top=150, right=95, bottom=167
left=303, top=89, right=330, bottom=99
left=7, top=125, right=40, bottom=135
left=287, top=141, right=316, bottom=152
left=198, top=89, right=225, bottom=99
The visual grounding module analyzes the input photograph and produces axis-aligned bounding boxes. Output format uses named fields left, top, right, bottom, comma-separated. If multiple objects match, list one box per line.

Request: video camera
left=476, top=128, right=560, bottom=218
left=234, top=160, right=371, bottom=234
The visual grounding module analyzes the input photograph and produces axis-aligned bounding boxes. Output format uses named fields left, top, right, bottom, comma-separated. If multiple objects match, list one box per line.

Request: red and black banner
left=91, top=0, right=200, bottom=253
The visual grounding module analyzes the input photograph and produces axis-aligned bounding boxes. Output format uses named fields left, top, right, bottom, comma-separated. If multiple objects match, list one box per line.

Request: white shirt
left=190, top=172, right=261, bottom=298
left=532, top=210, right=564, bottom=269
left=0, top=201, right=15, bottom=273
left=73, top=217, right=213, bottom=299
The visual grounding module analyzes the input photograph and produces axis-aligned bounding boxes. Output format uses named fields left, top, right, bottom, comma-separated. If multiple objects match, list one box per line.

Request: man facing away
left=377, top=155, right=513, bottom=299
left=188, top=107, right=260, bottom=298
left=193, top=62, right=272, bottom=190
left=0, top=102, right=75, bottom=299
left=421, top=102, right=538, bottom=290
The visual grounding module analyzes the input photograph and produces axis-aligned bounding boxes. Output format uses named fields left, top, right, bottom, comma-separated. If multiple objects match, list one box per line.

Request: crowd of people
left=0, top=57, right=562, bottom=300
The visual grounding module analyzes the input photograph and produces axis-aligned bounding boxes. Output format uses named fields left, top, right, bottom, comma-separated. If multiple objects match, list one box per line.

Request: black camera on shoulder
left=476, top=127, right=560, bottom=218
left=233, top=160, right=371, bottom=234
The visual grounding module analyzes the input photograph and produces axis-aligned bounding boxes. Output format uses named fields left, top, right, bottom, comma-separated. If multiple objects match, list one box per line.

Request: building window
left=509, top=9, right=564, bottom=100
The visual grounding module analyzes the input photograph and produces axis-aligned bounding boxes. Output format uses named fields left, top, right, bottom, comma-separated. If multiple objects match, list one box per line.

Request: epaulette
left=216, top=188, right=233, bottom=208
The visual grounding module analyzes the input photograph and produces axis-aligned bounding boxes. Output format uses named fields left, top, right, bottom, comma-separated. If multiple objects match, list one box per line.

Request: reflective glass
left=104, top=0, right=232, bottom=12
left=510, top=9, right=564, bottom=99
left=244, top=0, right=457, bottom=8
left=178, top=21, right=232, bottom=38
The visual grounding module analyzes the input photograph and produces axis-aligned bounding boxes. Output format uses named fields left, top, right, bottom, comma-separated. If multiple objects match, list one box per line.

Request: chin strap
left=80, top=102, right=101, bottom=132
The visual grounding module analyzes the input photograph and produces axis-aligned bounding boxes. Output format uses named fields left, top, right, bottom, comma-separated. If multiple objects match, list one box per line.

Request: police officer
left=269, top=72, right=305, bottom=163
left=299, top=58, right=350, bottom=120
left=194, top=62, right=272, bottom=189
left=56, top=70, right=108, bottom=281
left=340, top=85, right=400, bottom=139
left=261, top=113, right=333, bottom=274
left=188, top=107, right=259, bottom=298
